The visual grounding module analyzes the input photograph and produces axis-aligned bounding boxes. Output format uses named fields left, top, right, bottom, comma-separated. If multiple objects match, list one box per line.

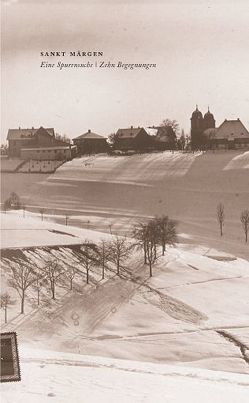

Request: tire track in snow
left=217, top=330, right=249, bottom=367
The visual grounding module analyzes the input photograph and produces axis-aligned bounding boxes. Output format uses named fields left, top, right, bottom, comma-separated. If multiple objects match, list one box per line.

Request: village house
left=114, top=126, right=152, bottom=152
left=72, top=130, right=109, bottom=155
left=204, top=119, right=249, bottom=150
left=7, top=126, right=76, bottom=160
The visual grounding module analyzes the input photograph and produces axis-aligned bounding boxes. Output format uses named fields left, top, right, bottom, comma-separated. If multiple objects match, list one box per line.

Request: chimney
left=131, top=125, right=133, bottom=129
left=88, top=129, right=91, bottom=133
left=19, top=127, right=21, bottom=130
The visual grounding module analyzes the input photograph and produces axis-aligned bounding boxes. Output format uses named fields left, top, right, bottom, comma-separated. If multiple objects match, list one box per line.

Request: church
left=190, top=106, right=249, bottom=150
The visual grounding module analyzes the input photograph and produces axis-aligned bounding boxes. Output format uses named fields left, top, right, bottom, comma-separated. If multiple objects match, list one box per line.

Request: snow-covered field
left=1, top=151, right=248, bottom=259
left=1, top=212, right=249, bottom=378
left=0, top=210, right=112, bottom=248
left=1, top=347, right=249, bottom=403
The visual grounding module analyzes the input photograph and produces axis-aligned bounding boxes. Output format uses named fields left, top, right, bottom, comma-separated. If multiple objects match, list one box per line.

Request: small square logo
left=0, top=332, right=21, bottom=382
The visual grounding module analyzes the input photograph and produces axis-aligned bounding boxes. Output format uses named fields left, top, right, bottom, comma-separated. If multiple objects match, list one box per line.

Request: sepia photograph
left=1, top=0, right=249, bottom=402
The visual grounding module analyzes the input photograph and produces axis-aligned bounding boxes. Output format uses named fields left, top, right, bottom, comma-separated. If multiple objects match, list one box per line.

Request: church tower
left=190, top=105, right=203, bottom=149
left=203, top=107, right=215, bottom=131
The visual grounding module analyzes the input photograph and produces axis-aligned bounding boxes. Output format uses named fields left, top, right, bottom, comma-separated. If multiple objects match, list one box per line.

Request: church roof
left=204, top=108, right=214, bottom=120
left=191, top=106, right=203, bottom=119
left=215, top=119, right=249, bottom=140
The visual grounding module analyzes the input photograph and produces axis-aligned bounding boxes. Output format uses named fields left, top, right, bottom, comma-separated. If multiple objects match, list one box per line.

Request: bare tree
left=144, top=220, right=159, bottom=277
left=108, top=236, right=131, bottom=275
left=32, top=268, right=45, bottom=306
left=3, top=192, right=21, bottom=211
left=41, top=260, right=64, bottom=300
left=132, top=220, right=159, bottom=274
left=39, top=208, right=45, bottom=221
left=217, top=203, right=225, bottom=237
left=155, top=216, right=178, bottom=256
left=8, top=261, right=35, bottom=314
left=241, top=209, right=249, bottom=243
left=3, top=199, right=9, bottom=213
left=80, top=244, right=98, bottom=284
left=65, top=267, right=77, bottom=290
left=132, top=222, right=149, bottom=264
left=107, top=132, right=118, bottom=146
left=9, top=192, right=22, bottom=209
left=65, top=215, right=69, bottom=226
left=0, top=292, right=14, bottom=323
left=97, top=240, right=111, bottom=280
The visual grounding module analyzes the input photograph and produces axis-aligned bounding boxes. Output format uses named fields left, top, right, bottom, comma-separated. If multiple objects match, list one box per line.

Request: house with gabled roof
left=204, top=118, right=249, bottom=150
left=7, top=126, right=76, bottom=160
left=7, top=127, right=55, bottom=157
left=72, top=129, right=109, bottom=155
left=114, top=126, right=152, bottom=152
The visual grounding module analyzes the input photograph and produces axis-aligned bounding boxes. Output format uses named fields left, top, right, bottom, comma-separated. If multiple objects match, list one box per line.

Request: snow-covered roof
left=116, top=127, right=145, bottom=138
left=215, top=119, right=249, bottom=140
left=7, top=127, right=55, bottom=140
left=73, top=130, right=106, bottom=140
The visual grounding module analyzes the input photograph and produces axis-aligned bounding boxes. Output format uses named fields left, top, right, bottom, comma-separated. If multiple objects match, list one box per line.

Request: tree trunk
left=220, top=222, right=223, bottom=237
left=51, top=280, right=55, bottom=299
left=70, top=278, right=73, bottom=290
left=86, top=267, right=89, bottom=284
left=246, top=229, right=248, bottom=243
left=5, top=307, right=7, bottom=323
left=162, top=242, right=165, bottom=256
left=149, top=261, right=152, bottom=277
left=143, top=243, right=147, bottom=264
left=37, top=288, right=40, bottom=305
left=153, top=243, right=157, bottom=260
left=21, top=293, right=25, bottom=314
left=102, top=263, right=105, bottom=280
left=117, top=258, right=120, bottom=275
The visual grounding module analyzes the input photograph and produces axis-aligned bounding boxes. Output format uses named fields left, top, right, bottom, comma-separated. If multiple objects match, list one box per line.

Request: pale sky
left=1, top=0, right=249, bottom=141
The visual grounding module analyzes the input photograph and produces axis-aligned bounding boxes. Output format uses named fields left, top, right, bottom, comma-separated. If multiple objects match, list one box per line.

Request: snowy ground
left=1, top=212, right=249, bottom=377
left=1, top=151, right=248, bottom=260
left=0, top=210, right=112, bottom=248
left=1, top=347, right=249, bottom=403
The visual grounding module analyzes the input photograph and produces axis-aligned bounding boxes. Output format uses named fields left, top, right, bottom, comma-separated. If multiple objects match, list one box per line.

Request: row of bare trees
left=216, top=203, right=249, bottom=242
left=1, top=215, right=177, bottom=321
left=1, top=236, right=132, bottom=320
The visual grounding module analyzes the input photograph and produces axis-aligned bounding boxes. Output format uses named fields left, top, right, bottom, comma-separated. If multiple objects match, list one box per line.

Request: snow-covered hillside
left=1, top=347, right=249, bottom=403
left=1, top=212, right=249, bottom=376
left=1, top=151, right=248, bottom=259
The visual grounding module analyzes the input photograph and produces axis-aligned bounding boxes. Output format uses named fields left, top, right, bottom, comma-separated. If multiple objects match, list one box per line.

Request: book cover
left=1, top=1, right=249, bottom=402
